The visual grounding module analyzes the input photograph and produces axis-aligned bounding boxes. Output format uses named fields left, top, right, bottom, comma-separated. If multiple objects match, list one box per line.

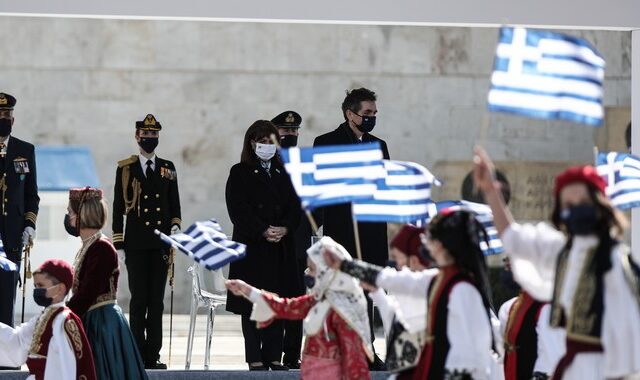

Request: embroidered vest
left=503, top=292, right=545, bottom=380
left=26, top=306, right=65, bottom=380
left=413, top=267, right=478, bottom=380
left=25, top=306, right=97, bottom=380
left=549, top=244, right=604, bottom=344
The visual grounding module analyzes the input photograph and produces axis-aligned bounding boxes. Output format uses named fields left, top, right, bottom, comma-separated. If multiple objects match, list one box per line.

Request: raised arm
left=473, top=145, right=513, bottom=235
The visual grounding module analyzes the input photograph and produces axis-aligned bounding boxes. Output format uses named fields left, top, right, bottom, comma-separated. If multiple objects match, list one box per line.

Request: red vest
left=26, top=306, right=97, bottom=380
left=503, top=292, right=545, bottom=380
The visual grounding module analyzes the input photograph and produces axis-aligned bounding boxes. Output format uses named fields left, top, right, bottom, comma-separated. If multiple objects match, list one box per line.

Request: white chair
left=184, top=265, right=227, bottom=370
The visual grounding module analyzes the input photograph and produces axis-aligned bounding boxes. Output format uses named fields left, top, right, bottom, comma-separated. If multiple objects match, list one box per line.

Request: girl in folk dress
left=226, top=236, right=372, bottom=380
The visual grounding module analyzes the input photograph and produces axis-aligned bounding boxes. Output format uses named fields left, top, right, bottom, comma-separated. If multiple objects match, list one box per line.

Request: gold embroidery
left=567, top=247, right=599, bottom=340
left=550, top=249, right=569, bottom=328
left=72, top=233, right=103, bottom=294
left=29, top=307, right=61, bottom=355
left=503, top=293, right=524, bottom=352
left=285, top=113, right=295, bottom=123
left=64, top=317, right=84, bottom=359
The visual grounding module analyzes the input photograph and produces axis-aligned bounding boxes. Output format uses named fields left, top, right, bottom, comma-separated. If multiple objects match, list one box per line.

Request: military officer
left=112, top=114, right=181, bottom=370
left=270, top=110, right=308, bottom=369
left=0, top=92, right=39, bottom=337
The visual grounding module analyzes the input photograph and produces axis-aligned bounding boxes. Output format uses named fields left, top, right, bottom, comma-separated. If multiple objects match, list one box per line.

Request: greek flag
left=0, top=239, right=16, bottom=272
left=488, top=27, right=605, bottom=126
left=596, top=152, right=640, bottom=210
left=427, top=200, right=503, bottom=255
left=353, top=160, right=440, bottom=224
left=280, top=142, right=386, bottom=210
left=155, top=219, right=246, bottom=271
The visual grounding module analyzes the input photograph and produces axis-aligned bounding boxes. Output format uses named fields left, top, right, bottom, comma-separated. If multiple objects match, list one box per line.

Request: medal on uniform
left=13, top=157, right=29, bottom=174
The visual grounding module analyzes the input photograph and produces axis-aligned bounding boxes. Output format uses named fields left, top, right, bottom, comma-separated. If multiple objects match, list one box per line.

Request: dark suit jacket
left=313, top=122, right=390, bottom=266
left=0, top=136, right=39, bottom=253
left=112, top=155, right=181, bottom=251
left=225, top=160, right=301, bottom=315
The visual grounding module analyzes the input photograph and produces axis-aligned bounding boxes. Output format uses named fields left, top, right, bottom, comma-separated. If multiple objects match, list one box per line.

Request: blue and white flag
left=488, top=27, right=605, bottom=126
left=427, top=200, right=503, bottom=255
left=155, top=219, right=246, bottom=271
left=280, top=142, right=386, bottom=210
left=353, top=160, right=440, bottom=224
left=596, top=152, right=640, bottom=210
left=0, top=238, right=16, bottom=272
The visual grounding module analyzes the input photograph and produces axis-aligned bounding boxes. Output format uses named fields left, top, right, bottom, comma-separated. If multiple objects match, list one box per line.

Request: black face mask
left=0, top=118, right=12, bottom=137
left=64, top=214, right=80, bottom=237
left=33, top=287, right=53, bottom=307
left=500, top=269, right=521, bottom=293
left=138, top=137, right=159, bottom=154
left=303, top=274, right=315, bottom=289
left=279, top=134, right=298, bottom=148
left=560, top=204, right=598, bottom=235
left=354, top=114, right=376, bottom=133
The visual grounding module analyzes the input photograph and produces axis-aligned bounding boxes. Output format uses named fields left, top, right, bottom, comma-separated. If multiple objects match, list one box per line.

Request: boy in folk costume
left=498, top=258, right=565, bottom=380
left=474, top=146, right=640, bottom=379
left=0, top=259, right=96, bottom=380
left=365, top=225, right=430, bottom=379
left=226, top=236, right=373, bottom=379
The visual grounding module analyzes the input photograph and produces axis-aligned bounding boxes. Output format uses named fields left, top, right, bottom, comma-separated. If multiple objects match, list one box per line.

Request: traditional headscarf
left=250, top=236, right=373, bottom=359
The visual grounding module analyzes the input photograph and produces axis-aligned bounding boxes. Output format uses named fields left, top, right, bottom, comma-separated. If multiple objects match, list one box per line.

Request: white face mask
left=255, top=143, right=276, bottom=161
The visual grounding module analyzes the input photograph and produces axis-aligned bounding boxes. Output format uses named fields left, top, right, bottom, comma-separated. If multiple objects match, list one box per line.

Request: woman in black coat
left=225, top=120, right=301, bottom=371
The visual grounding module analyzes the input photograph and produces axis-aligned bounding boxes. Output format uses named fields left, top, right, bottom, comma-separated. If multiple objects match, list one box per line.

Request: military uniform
left=271, top=110, right=307, bottom=367
left=112, top=114, right=180, bottom=368
left=0, top=93, right=39, bottom=331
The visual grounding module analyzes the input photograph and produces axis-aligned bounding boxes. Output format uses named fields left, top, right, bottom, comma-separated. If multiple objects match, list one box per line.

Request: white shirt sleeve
left=502, top=223, right=567, bottom=301
left=446, top=282, right=493, bottom=380
left=44, top=313, right=76, bottom=380
left=0, top=316, right=38, bottom=367
left=601, top=247, right=640, bottom=378
left=376, top=267, right=438, bottom=298
left=367, top=288, right=394, bottom=335
left=534, top=304, right=566, bottom=375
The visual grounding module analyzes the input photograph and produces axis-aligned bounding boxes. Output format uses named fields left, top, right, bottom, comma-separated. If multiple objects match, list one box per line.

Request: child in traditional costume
left=0, top=259, right=96, bottom=380
left=324, top=210, right=500, bottom=380
left=226, top=236, right=373, bottom=379
left=474, top=146, right=640, bottom=379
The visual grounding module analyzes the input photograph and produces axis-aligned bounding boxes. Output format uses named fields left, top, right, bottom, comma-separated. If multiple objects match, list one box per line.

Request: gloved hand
left=116, top=249, right=126, bottom=263
left=22, top=226, right=35, bottom=246
left=171, top=225, right=180, bottom=235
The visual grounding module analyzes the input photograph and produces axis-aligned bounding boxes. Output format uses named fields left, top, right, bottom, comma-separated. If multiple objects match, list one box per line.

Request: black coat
left=112, top=155, right=182, bottom=251
left=0, top=136, right=39, bottom=252
left=225, top=160, right=301, bottom=315
left=313, top=123, right=390, bottom=266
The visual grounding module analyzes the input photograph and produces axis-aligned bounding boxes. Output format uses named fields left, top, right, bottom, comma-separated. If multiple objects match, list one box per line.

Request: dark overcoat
left=225, top=160, right=301, bottom=315
left=313, top=122, right=391, bottom=266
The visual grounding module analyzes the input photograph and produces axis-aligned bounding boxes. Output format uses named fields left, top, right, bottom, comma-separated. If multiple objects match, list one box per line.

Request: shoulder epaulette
left=118, top=155, right=138, bottom=168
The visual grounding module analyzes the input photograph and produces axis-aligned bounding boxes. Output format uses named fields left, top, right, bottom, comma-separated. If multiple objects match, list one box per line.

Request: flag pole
left=351, top=204, right=363, bottom=261
left=478, top=112, right=491, bottom=149
left=305, top=210, right=319, bottom=236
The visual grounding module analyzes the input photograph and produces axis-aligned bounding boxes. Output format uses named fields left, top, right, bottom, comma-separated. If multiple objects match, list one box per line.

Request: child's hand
left=322, top=247, right=343, bottom=270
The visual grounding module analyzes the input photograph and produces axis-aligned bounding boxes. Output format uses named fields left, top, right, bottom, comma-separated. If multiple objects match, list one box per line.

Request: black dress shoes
left=145, top=360, right=167, bottom=370
left=266, top=362, right=290, bottom=371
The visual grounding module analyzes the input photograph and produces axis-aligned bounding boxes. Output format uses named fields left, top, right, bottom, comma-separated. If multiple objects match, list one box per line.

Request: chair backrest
left=188, top=264, right=226, bottom=298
